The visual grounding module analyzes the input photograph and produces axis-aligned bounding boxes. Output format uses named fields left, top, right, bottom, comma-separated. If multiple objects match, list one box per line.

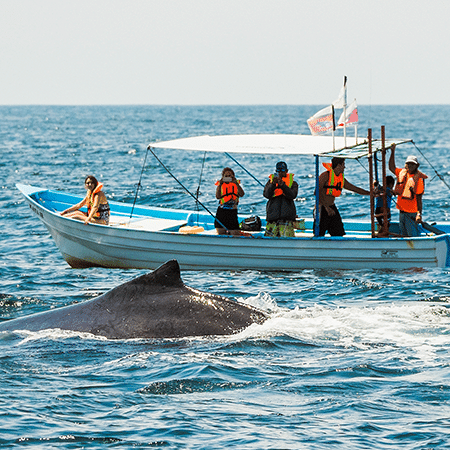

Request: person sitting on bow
left=61, top=175, right=110, bottom=225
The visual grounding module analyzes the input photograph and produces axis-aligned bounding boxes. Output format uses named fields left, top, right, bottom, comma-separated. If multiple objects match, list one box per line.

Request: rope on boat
left=147, top=146, right=229, bottom=231
left=351, top=142, right=449, bottom=193
left=224, top=152, right=265, bottom=187
left=356, top=157, right=370, bottom=174
left=194, top=151, right=208, bottom=224
left=129, top=145, right=150, bottom=220
left=412, top=141, right=450, bottom=190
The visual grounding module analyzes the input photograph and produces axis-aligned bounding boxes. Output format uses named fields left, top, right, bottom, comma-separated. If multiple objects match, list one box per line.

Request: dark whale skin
left=0, top=260, right=267, bottom=339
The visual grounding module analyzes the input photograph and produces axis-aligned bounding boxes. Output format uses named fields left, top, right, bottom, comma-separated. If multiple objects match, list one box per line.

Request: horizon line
left=1, top=103, right=450, bottom=107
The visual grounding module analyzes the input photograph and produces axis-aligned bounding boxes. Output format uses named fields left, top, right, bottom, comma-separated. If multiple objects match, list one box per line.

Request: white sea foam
left=235, top=302, right=450, bottom=351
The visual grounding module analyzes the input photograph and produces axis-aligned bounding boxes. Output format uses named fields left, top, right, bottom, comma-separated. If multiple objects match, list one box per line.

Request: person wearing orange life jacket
left=263, top=161, right=298, bottom=237
left=61, top=175, right=110, bottom=225
left=214, top=167, right=245, bottom=236
left=389, top=144, right=427, bottom=237
left=316, top=157, right=370, bottom=236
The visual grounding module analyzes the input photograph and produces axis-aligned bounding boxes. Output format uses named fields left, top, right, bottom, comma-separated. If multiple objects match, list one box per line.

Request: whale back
left=0, top=260, right=267, bottom=339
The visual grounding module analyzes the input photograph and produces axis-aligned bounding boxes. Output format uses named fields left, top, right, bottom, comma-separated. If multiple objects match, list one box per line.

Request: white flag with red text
left=307, top=105, right=335, bottom=135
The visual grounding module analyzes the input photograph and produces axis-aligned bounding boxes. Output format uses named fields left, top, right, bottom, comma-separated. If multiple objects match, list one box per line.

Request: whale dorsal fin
left=140, top=259, right=184, bottom=287
left=110, top=260, right=184, bottom=294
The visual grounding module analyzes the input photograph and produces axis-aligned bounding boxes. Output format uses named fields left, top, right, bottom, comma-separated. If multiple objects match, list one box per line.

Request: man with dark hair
left=316, top=157, right=370, bottom=236
left=263, top=161, right=298, bottom=237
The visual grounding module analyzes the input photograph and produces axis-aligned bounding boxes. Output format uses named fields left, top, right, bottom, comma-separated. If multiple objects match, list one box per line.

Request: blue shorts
left=399, top=211, right=420, bottom=237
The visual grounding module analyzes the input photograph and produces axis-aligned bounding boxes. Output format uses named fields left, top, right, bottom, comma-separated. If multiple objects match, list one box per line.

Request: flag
left=307, top=105, right=335, bottom=135
left=333, top=76, right=347, bottom=109
left=337, top=100, right=358, bottom=127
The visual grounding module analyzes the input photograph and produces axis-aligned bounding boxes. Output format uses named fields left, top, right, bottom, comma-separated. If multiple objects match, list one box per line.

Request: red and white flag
left=337, top=100, right=358, bottom=127
left=307, top=105, right=335, bottom=135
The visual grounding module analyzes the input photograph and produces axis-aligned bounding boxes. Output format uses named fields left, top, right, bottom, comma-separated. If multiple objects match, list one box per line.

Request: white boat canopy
left=148, top=134, right=412, bottom=159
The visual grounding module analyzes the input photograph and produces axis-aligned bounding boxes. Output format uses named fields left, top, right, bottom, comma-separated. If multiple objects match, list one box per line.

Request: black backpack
left=239, top=216, right=262, bottom=232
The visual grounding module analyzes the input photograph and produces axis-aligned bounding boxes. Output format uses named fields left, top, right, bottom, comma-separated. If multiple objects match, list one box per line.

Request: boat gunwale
left=18, top=184, right=448, bottom=244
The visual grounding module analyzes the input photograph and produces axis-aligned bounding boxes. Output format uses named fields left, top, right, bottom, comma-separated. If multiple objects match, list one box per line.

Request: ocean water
left=2, top=105, right=450, bottom=449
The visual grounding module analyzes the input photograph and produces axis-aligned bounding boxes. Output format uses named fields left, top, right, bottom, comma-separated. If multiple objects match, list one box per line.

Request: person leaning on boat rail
left=388, top=145, right=428, bottom=237
left=316, top=157, right=370, bottom=236
left=214, top=167, right=245, bottom=236
left=60, top=175, right=110, bottom=225
left=263, top=161, right=298, bottom=237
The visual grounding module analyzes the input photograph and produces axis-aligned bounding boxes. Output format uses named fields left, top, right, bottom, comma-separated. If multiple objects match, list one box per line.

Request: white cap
left=405, top=155, right=419, bottom=165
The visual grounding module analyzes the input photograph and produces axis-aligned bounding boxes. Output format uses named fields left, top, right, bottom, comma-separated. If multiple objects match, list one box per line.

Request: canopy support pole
left=314, top=154, right=320, bottom=237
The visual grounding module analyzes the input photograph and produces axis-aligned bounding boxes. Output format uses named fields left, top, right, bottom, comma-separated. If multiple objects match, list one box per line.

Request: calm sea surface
left=2, top=105, right=450, bottom=449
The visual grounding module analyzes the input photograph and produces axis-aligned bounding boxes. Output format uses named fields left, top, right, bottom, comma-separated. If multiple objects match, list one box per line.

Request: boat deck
left=108, top=215, right=376, bottom=238
left=109, top=216, right=188, bottom=232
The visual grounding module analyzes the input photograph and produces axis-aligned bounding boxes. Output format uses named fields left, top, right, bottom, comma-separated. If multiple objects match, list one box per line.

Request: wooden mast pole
left=381, top=126, right=389, bottom=236
left=368, top=128, right=375, bottom=238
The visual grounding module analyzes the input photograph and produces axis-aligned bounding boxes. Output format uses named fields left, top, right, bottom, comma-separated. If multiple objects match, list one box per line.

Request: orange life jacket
left=269, top=173, right=294, bottom=197
left=88, top=183, right=104, bottom=217
left=394, top=168, right=427, bottom=199
left=322, top=163, right=344, bottom=197
left=215, top=180, right=240, bottom=205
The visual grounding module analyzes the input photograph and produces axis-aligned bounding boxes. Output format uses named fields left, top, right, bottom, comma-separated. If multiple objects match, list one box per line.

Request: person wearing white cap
left=389, top=144, right=428, bottom=236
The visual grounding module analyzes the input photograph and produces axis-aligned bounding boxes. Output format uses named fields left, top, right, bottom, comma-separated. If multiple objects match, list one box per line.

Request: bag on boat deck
left=239, top=216, right=262, bottom=232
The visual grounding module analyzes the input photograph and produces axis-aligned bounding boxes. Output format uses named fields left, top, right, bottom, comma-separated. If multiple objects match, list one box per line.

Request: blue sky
left=2, top=0, right=450, bottom=105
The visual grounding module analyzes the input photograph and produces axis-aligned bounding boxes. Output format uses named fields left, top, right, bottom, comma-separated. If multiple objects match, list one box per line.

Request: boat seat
left=109, top=216, right=187, bottom=232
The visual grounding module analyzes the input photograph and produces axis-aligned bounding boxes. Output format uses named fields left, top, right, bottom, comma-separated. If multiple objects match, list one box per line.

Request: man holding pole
left=389, top=144, right=427, bottom=237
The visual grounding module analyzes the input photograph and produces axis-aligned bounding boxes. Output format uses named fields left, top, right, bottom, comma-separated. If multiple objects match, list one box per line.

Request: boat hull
left=18, top=184, right=450, bottom=271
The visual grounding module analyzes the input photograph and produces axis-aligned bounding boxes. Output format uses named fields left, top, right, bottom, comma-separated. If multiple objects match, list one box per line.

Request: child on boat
left=374, top=175, right=395, bottom=229
left=61, top=175, right=110, bottom=225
